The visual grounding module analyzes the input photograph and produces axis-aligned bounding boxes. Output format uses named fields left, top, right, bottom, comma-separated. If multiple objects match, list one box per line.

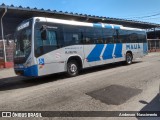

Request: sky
left=0, top=0, right=160, bottom=24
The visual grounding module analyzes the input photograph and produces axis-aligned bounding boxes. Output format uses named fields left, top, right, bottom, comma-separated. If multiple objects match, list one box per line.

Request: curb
left=147, top=52, right=160, bottom=57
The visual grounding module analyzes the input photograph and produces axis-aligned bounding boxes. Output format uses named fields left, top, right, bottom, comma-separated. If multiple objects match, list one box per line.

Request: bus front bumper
left=14, top=65, right=38, bottom=77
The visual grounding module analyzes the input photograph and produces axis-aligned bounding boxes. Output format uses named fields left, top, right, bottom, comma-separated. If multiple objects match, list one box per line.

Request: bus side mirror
left=41, top=30, right=47, bottom=40
left=40, top=25, right=47, bottom=40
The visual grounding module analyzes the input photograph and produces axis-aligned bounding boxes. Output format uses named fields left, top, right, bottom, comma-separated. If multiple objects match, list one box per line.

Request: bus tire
left=126, top=53, right=133, bottom=65
left=67, top=60, right=79, bottom=77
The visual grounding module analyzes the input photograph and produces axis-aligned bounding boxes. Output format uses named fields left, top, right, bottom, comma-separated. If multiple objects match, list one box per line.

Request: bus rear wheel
left=67, top=60, right=79, bottom=77
left=126, top=53, right=133, bottom=65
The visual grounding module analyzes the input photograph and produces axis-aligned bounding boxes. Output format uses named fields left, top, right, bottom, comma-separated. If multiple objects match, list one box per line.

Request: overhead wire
left=116, top=9, right=160, bottom=19
left=127, top=13, right=160, bottom=19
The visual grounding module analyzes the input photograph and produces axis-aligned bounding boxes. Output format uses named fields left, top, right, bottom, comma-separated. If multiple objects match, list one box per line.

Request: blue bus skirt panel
left=15, top=65, right=38, bottom=77
left=24, top=65, right=38, bottom=76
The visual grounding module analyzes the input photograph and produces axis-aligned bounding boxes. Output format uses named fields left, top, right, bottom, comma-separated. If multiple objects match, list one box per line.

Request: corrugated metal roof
left=0, top=3, right=160, bottom=29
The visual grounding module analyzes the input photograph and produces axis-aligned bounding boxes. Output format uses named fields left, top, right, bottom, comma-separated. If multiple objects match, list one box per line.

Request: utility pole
left=1, top=8, right=7, bottom=68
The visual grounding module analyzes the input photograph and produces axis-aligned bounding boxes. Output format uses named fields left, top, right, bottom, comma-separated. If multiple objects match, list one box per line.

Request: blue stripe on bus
left=24, top=65, right=38, bottom=76
left=102, top=44, right=114, bottom=60
left=87, top=44, right=104, bottom=62
left=114, top=26, right=120, bottom=30
left=93, top=23, right=102, bottom=28
left=114, top=44, right=123, bottom=58
left=105, top=25, right=112, bottom=29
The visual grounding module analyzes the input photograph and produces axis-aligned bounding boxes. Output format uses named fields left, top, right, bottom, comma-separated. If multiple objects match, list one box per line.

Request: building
left=147, top=30, right=160, bottom=52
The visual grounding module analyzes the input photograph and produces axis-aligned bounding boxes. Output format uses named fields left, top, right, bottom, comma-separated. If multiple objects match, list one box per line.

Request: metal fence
left=148, top=39, right=160, bottom=52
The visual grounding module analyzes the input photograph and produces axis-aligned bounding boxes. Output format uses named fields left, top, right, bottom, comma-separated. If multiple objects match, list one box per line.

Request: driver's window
left=43, top=30, right=57, bottom=46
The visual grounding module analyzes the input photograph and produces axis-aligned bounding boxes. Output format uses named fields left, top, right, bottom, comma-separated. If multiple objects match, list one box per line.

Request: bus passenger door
left=83, top=28, right=97, bottom=67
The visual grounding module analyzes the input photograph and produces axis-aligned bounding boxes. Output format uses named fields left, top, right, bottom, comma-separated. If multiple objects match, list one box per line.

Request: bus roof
left=33, top=17, right=144, bottom=31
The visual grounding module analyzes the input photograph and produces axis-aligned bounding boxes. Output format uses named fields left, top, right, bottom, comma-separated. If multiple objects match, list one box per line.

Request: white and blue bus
left=14, top=17, right=148, bottom=77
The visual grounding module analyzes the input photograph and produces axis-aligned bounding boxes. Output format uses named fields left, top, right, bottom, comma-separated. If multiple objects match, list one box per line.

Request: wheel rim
left=69, top=64, right=77, bottom=73
left=127, top=55, right=132, bottom=64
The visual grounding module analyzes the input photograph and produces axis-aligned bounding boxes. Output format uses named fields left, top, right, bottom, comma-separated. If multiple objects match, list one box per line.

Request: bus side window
left=85, top=37, right=91, bottom=44
left=83, top=27, right=95, bottom=44
left=116, top=30, right=121, bottom=43
left=72, top=34, right=80, bottom=44
left=119, top=30, right=127, bottom=43
left=63, top=25, right=82, bottom=46
left=44, top=30, right=57, bottom=46
left=35, top=28, right=58, bottom=57
left=94, top=28, right=103, bottom=44
left=65, top=33, right=81, bottom=45
left=103, top=28, right=114, bottom=44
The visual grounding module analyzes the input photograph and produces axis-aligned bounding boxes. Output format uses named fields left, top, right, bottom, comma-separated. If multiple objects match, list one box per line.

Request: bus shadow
left=0, top=73, right=66, bottom=91
left=80, top=61, right=142, bottom=75
left=137, top=94, right=160, bottom=120
left=0, top=61, right=141, bottom=91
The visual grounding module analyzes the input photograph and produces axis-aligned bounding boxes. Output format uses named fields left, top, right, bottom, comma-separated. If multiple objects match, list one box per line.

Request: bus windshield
left=14, top=21, right=32, bottom=61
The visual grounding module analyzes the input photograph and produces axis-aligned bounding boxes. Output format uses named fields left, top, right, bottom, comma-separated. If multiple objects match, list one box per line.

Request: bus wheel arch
left=66, top=56, right=82, bottom=77
left=126, top=51, right=133, bottom=65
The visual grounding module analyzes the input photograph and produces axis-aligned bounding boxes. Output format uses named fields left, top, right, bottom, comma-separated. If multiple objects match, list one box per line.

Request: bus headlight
left=14, top=64, right=24, bottom=69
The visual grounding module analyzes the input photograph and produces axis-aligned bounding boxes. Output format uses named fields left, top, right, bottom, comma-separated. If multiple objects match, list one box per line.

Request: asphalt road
left=0, top=53, right=160, bottom=120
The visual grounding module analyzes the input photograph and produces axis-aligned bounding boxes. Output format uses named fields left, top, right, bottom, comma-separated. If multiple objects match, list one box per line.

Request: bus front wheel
left=67, top=60, right=79, bottom=77
left=126, top=53, right=133, bottom=65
